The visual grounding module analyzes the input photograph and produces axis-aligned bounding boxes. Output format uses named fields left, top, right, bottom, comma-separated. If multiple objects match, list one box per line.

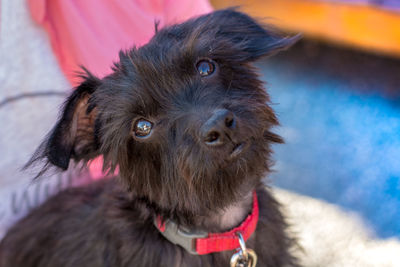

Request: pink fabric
left=28, top=0, right=212, bottom=84
left=28, top=0, right=212, bottom=179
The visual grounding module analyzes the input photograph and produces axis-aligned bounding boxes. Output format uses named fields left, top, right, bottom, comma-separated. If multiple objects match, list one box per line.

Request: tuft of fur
left=0, top=9, right=300, bottom=267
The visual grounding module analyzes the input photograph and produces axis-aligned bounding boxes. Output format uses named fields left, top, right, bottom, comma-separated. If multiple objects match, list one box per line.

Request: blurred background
left=0, top=0, right=399, bottom=263
left=212, top=0, right=400, bottom=239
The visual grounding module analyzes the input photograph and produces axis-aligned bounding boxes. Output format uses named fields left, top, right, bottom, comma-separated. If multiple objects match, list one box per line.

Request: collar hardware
left=155, top=218, right=208, bottom=254
left=230, top=232, right=258, bottom=267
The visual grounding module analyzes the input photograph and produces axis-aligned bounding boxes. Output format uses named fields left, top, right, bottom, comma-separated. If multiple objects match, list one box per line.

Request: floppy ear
left=26, top=71, right=102, bottom=174
left=204, top=9, right=301, bottom=61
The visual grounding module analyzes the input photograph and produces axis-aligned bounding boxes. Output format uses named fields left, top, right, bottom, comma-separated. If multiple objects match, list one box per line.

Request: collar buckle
left=155, top=219, right=208, bottom=254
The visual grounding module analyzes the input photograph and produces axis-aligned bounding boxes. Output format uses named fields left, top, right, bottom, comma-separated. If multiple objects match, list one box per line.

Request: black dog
left=0, top=9, right=299, bottom=267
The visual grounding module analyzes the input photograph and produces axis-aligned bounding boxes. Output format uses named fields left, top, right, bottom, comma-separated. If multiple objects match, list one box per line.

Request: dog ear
left=205, top=9, right=301, bottom=61
left=26, top=70, right=102, bottom=174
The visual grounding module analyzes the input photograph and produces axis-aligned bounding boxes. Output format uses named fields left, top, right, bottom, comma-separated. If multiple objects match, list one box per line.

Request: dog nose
left=201, top=109, right=236, bottom=146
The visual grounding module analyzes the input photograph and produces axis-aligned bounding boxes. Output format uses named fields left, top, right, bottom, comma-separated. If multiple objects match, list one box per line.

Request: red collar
left=155, top=191, right=259, bottom=255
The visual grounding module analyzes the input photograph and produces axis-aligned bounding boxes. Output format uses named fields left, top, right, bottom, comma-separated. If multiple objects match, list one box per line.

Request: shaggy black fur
left=0, top=9, right=300, bottom=267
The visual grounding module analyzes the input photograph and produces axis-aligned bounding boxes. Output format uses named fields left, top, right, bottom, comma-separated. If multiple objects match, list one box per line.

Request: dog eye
left=133, top=119, right=153, bottom=137
left=196, top=60, right=215, bottom=76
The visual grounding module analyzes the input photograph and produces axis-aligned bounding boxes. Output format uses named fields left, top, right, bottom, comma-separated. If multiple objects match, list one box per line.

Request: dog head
left=29, top=9, right=298, bottom=218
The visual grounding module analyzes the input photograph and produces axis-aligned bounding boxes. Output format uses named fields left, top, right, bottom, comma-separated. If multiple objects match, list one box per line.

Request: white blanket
left=275, top=188, right=400, bottom=267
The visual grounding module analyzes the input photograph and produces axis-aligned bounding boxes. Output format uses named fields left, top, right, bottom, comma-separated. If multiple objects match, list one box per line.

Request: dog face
left=30, top=9, right=298, bottom=219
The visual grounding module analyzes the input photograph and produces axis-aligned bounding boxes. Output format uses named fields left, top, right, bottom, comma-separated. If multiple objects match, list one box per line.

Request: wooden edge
left=211, top=0, right=400, bottom=57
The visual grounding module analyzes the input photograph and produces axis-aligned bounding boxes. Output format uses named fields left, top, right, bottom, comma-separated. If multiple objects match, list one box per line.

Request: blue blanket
left=260, top=54, right=400, bottom=238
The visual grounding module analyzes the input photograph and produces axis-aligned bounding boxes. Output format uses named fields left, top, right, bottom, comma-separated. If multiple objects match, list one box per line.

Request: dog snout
left=200, top=109, right=236, bottom=147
